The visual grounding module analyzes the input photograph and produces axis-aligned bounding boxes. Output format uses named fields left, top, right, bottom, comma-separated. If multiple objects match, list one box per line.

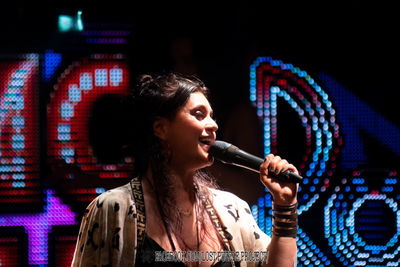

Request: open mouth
left=199, top=137, right=214, bottom=147
left=199, top=137, right=215, bottom=162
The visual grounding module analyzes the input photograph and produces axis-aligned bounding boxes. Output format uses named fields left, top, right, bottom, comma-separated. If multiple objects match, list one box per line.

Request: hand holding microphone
left=209, top=140, right=302, bottom=184
left=209, top=140, right=299, bottom=232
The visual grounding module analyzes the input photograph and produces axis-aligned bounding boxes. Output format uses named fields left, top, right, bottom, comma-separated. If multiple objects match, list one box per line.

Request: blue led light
left=386, top=178, right=397, bottom=185
left=325, top=178, right=400, bottom=266
left=43, top=50, right=62, bottom=82
left=61, top=147, right=74, bottom=164
left=61, top=101, right=74, bottom=119
left=95, top=187, right=105, bottom=194
left=110, top=68, right=123, bottom=86
left=57, top=124, right=71, bottom=141
left=258, top=205, right=265, bottom=233
left=11, top=134, right=25, bottom=149
left=251, top=205, right=258, bottom=223
left=95, top=69, right=108, bottom=86
left=68, top=84, right=81, bottom=102
left=80, top=73, right=93, bottom=90
left=12, top=181, right=25, bottom=188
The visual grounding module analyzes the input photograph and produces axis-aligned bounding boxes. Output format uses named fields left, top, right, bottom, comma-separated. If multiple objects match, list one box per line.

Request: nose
left=205, top=116, right=218, bottom=132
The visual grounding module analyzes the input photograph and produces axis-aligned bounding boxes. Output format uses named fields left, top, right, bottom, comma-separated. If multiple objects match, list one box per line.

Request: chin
left=206, top=154, right=214, bottom=165
left=194, top=152, right=214, bottom=170
left=203, top=153, right=215, bottom=168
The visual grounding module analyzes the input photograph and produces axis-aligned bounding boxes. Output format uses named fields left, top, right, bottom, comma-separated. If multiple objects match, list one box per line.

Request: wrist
left=272, top=201, right=298, bottom=238
left=271, top=196, right=297, bottom=206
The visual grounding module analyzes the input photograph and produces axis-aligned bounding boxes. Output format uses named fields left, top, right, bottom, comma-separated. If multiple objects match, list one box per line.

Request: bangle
left=272, top=202, right=298, bottom=238
left=273, top=213, right=297, bottom=220
left=272, top=202, right=297, bottom=212
left=273, top=220, right=297, bottom=228
left=272, top=227, right=298, bottom=238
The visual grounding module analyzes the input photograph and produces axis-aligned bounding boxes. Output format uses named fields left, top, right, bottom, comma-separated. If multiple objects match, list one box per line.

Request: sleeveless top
left=135, top=234, right=236, bottom=266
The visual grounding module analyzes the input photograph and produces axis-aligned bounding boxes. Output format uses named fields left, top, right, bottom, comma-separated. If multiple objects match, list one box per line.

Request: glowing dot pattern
left=250, top=57, right=341, bottom=209
left=318, top=72, right=400, bottom=171
left=297, top=228, right=331, bottom=266
left=0, top=52, right=397, bottom=266
left=0, top=237, right=20, bottom=266
left=53, top=235, right=79, bottom=267
left=0, top=54, right=133, bottom=265
left=325, top=173, right=400, bottom=266
left=47, top=55, right=132, bottom=179
left=0, top=54, right=41, bottom=205
left=0, top=189, right=77, bottom=265
left=250, top=57, right=348, bottom=266
left=43, top=50, right=62, bottom=82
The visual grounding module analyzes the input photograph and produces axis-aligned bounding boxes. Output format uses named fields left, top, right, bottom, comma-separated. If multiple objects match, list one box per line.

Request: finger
left=275, top=159, right=288, bottom=175
left=264, top=154, right=274, bottom=166
left=261, top=154, right=274, bottom=175
left=286, top=163, right=299, bottom=175
left=269, top=155, right=281, bottom=173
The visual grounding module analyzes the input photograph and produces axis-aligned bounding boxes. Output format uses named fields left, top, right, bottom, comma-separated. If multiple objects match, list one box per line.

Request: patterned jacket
left=71, top=180, right=271, bottom=266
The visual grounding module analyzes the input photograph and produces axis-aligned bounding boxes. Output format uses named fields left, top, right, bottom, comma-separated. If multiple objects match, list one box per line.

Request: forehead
left=183, top=92, right=212, bottom=109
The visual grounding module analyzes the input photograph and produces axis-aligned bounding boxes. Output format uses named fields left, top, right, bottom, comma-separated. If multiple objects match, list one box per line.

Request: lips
left=199, top=136, right=214, bottom=145
left=199, top=136, right=215, bottom=151
left=198, top=136, right=216, bottom=163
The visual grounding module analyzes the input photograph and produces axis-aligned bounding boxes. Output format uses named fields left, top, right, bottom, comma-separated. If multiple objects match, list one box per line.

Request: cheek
left=166, top=116, right=204, bottom=145
left=168, top=124, right=197, bottom=147
left=176, top=119, right=203, bottom=136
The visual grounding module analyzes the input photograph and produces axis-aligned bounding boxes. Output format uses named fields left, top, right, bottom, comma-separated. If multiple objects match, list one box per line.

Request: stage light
left=58, top=10, right=84, bottom=33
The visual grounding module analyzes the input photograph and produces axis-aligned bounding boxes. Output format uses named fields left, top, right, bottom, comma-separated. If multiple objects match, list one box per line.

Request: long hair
left=125, top=73, right=220, bottom=249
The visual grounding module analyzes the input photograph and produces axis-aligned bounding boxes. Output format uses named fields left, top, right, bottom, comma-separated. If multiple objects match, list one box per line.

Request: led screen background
left=0, top=54, right=40, bottom=210
left=249, top=57, right=400, bottom=266
left=0, top=6, right=399, bottom=266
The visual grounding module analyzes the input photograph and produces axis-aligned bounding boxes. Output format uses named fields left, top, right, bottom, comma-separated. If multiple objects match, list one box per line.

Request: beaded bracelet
left=272, top=202, right=298, bottom=238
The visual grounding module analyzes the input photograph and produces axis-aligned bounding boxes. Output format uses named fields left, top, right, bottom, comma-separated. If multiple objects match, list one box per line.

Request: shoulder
left=96, top=182, right=132, bottom=203
left=85, top=182, right=134, bottom=216
left=208, top=187, right=252, bottom=212
left=207, top=187, right=255, bottom=229
left=72, top=181, right=137, bottom=266
left=207, top=187, right=271, bottom=252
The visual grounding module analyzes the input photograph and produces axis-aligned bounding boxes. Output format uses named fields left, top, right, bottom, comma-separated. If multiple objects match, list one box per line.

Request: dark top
left=135, top=234, right=236, bottom=266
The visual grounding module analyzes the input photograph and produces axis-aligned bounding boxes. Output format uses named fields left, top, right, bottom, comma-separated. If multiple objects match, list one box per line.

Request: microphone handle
left=226, top=146, right=264, bottom=171
left=223, top=145, right=303, bottom=183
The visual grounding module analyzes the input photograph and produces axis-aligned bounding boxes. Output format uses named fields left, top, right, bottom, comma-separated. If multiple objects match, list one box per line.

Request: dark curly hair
left=125, top=73, right=208, bottom=174
left=124, top=73, right=220, bottom=250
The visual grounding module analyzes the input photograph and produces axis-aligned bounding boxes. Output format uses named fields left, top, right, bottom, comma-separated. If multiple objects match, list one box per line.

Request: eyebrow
left=193, top=104, right=213, bottom=114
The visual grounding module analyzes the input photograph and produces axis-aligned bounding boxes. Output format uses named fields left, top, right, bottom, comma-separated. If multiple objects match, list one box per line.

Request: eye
left=194, top=110, right=206, bottom=120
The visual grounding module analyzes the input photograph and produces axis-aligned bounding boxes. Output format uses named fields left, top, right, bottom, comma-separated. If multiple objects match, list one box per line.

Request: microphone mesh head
left=209, top=140, right=231, bottom=159
left=211, top=140, right=230, bottom=150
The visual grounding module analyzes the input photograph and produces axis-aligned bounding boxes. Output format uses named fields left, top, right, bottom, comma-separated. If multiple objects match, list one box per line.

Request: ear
left=153, top=117, right=170, bottom=140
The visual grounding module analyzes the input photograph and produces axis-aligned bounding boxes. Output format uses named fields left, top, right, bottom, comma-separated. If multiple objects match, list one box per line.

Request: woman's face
left=156, top=92, right=218, bottom=171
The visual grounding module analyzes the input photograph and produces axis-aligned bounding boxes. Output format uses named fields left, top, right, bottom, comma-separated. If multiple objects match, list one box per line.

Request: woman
left=72, top=73, right=298, bottom=266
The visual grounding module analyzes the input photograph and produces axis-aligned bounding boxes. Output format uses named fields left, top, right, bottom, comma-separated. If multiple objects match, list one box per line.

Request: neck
left=145, top=165, right=196, bottom=204
left=172, top=169, right=196, bottom=203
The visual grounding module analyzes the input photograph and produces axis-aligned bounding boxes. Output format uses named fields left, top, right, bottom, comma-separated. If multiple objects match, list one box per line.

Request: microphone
left=209, top=140, right=303, bottom=183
